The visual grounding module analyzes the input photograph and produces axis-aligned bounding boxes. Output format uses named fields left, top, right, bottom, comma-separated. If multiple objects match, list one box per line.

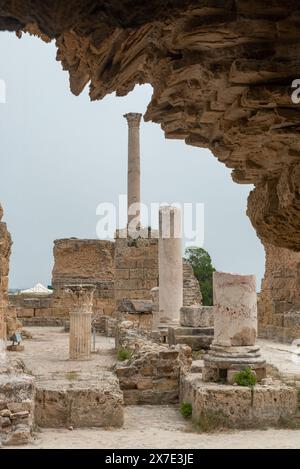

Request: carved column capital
left=124, top=112, right=142, bottom=128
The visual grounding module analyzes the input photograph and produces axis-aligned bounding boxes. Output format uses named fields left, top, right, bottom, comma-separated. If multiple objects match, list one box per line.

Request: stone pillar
left=158, top=206, right=183, bottom=324
left=203, top=271, right=266, bottom=383
left=124, top=112, right=142, bottom=230
left=65, top=284, right=95, bottom=360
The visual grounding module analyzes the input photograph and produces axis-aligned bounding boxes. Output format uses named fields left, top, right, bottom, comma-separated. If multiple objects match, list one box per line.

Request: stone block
left=180, top=373, right=298, bottom=429
left=168, top=326, right=214, bottom=350
left=35, top=372, right=123, bottom=428
left=117, top=299, right=153, bottom=313
left=0, top=373, right=35, bottom=446
left=15, top=308, right=34, bottom=318
left=180, top=306, right=214, bottom=327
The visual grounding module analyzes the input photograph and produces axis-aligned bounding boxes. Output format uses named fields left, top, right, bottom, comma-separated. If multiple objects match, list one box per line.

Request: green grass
left=233, top=368, right=257, bottom=387
left=117, top=347, right=133, bottom=361
left=180, top=402, right=192, bottom=419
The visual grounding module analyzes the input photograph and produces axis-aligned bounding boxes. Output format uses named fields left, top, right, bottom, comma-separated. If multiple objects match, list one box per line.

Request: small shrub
left=117, top=347, right=132, bottom=361
left=234, top=368, right=257, bottom=387
left=180, top=402, right=192, bottom=419
left=195, top=410, right=227, bottom=432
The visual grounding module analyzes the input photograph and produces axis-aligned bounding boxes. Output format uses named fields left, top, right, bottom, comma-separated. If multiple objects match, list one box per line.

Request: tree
left=184, top=246, right=215, bottom=306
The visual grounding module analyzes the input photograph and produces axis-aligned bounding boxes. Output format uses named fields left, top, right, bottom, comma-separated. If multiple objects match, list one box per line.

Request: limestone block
left=180, top=373, right=298, bottom=429
left=16, top=308, right=34, bottom=318
left=168, top=326, right=214, bottom=350
left=0, top=373, right=35, bottom=446
left=117, top=299, right=153, bottom=313
left=180, top=306, right=214, bottom=328
left=35, top=372, right=123, bottom=428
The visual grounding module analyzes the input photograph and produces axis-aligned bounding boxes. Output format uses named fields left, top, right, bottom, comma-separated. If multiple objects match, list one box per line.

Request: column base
left=203, top=344, right=266, bottom=383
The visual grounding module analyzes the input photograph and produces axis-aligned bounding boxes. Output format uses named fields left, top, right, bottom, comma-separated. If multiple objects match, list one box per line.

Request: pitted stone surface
left=181, top=372, right=298, bottom=429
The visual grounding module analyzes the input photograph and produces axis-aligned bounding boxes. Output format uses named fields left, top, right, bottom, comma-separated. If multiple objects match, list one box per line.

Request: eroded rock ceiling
left=1, top=1, right=300, bottom=249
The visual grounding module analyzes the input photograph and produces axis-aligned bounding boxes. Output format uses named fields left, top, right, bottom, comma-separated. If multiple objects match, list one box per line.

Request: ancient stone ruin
left=1, top=0, right=300, bottom=447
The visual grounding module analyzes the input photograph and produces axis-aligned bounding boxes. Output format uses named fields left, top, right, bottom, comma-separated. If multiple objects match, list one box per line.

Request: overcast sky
left=0, top=32, right=264, bottom=290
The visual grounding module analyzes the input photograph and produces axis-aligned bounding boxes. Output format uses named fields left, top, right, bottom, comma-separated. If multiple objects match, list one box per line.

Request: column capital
left=124, top=112, right=142, bottom=128
left=64, top=284, right=95, bottom=313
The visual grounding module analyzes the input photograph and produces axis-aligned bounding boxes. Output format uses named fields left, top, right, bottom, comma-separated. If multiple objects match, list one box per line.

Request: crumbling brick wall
left=51, top=239, right=115, bottom=318
left=258, top=242, right=300, bottom=342
left=115, top=320, right=192, bottom=404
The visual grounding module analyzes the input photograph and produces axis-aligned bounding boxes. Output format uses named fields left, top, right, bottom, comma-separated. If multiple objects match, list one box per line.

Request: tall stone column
left=65, top=284, right=95, bottom=360
left=159, top=206, right=183, bottom=324
left=203, top=271, right=266, bottom=383
left=124, top=112, right=142, bottom=231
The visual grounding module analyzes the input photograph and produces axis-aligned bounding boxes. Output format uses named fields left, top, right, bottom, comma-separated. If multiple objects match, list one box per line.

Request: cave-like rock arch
left=1, top=0, right=300, bottom=340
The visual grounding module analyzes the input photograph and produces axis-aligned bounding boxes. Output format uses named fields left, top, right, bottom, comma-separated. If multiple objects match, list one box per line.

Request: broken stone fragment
left=117, top=299, right=153, bottom=313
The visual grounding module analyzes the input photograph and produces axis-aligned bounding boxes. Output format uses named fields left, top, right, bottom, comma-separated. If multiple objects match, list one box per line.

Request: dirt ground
left=6, top=327, right=300, bottom=449
left=14, top=406, right=300, bottom=449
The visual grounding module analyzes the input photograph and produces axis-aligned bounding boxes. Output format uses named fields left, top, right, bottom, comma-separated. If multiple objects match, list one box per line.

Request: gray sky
left=0, top=33, right=264, bottom=290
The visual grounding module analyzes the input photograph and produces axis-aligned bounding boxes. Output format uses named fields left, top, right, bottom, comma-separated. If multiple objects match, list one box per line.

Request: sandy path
left=15, top=405, right=300, bottom=449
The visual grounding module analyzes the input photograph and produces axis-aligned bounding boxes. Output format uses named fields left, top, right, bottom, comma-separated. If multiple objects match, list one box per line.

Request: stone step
left=171, top=326, right=214, bottom=337
left=34, top=371, right=124, bottom=428
left=173, top=335, right=213, bottom=350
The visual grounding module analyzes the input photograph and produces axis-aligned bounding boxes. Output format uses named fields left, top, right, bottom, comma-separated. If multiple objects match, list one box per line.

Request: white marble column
left=158, top=206, right=183, bottom=324
left=124, top=112, right=142, bottom=231
left=65, top=284, right=95, bottom=360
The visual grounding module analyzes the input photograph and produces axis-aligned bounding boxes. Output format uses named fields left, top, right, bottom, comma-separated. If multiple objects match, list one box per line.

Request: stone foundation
left=35, top=371, right=123, bottom=428
left=0, top=372, right=35, bottom=446
left=181, top=372, right=298, bottom=429
left=115, top=321, right=192, bottom=404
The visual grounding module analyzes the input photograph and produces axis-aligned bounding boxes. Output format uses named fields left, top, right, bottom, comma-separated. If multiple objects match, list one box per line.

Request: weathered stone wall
left=115, top=320, right=192, bottom=404
left=258, top=243, right=300, bottom=342
left=0, top=205, right=12, bottom=345
left=9, top=294, right=53, bottom=319
left=51, top=239, right=115, bottom=317
left=183, top=260, right=202, bottom=306
left=114, top=234, right=201, bottom=311
left=0, top=371, right=35, bottom=446
left=114, top=232, right=158, bottom=304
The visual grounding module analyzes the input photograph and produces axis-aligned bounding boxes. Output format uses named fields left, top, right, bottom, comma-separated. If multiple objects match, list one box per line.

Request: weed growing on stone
left=180, top=402, right=192, bottom=419
left=234, top=368, right=257, bottom=387
left=117, top=347, right=133, bottom=361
